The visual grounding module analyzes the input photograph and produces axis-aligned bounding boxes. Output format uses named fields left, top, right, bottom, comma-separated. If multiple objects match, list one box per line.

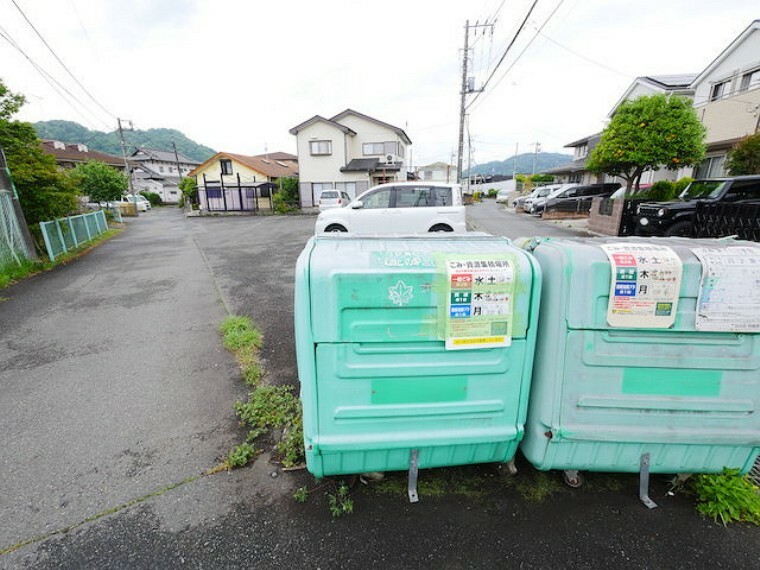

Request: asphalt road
left=466, top=199, right=582, bottom=239
left=2, top=207, right=758, bottom=568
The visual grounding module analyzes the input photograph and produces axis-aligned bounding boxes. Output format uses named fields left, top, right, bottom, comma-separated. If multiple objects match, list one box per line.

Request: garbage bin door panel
left=314, top=340, right=530, bottom=446
left=544, top=240, right=704, bottom=331
left=557, top=329, right=760, bottom=444
left=308, top=238, right=535, bottom=343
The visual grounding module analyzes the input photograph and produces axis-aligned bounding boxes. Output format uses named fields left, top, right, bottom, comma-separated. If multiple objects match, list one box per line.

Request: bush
left=139, top=191, right=162, bottom=206
left=690, top=468, right=760, bottom=526
left=486, top=188, right=498, bottom=199
left=472, top=191, right=483, bottom=202
left=674, top=177, right=693, bottom=194
left=641, top=180, right=678, bottom=201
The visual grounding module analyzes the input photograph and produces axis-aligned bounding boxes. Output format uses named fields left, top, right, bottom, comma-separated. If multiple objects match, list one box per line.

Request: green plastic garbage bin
left=295, top=234, right=541, bottom=480
left=520, top=237, right=760, bottom=491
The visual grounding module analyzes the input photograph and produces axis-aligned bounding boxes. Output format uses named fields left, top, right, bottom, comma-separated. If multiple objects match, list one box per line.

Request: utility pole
left=513, top=142, right=519, bottom=180
left=117, top=118, right=137, bottom=215
left=172, top=137, right=183, bottom=179
left=456, top=20, right=493, bottom=184
left=456, top=20, right=469, bottom=185
left=531, top=141, right=541, bottom=175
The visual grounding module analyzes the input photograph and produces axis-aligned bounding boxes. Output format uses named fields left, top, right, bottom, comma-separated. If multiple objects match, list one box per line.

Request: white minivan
left=315, top=182, right=465, bottom=235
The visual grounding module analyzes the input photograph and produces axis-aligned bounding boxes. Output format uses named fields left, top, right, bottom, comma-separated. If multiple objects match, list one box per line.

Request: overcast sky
left=1, top=0, right=757, bottom=167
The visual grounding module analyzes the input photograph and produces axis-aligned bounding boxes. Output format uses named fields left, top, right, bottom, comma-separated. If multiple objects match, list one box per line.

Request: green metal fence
left=0, top=189, right=34, bottom=270
left=40, top=210, right=109, bottom=262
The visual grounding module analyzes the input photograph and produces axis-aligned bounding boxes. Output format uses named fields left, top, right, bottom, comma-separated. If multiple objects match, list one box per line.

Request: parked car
left=542, top=183, right=620, bottom=215
left=119, top=194, right=151, bottom=212
left=315, top=182, right=465, bottom=235
left=527, top=184, right=579, bottom=214
left=519, top=185, right=560, bottom=210
left=608, top=183, right=652, bottom=200
left=495, top=189, right=512, bottom=204
left=635, top=175, right=760, bottom=237
left=318, top=189, right=351, bottom=211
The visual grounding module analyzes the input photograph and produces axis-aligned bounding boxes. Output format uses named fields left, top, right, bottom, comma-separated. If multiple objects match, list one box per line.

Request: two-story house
left=418, top=161, right=455, bottom=183
left=129, top=147, right=202, bottom=204
left=40, top=140, right=125, bottom=171
left=690, top=19, right=760, bottom=177
left=289, top=109, right=412, bottom=208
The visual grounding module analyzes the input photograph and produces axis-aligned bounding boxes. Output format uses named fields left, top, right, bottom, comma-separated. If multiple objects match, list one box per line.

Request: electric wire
left=0, top=24, right=110, bottom=130
left=468, top=0, right=565, bottom=112
left=10, top=0, right=115, bottom=119
left=467, top=0, right=539, bottom=110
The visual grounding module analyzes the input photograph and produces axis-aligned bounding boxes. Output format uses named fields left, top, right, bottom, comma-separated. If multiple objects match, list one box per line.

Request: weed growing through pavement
left=219, top=315, right=305, bottom=470
left=328, top=482, right=354, bottom=518
left=689, top=468, right=760, bottom=526
left=293, top=486, right=309, bottom=503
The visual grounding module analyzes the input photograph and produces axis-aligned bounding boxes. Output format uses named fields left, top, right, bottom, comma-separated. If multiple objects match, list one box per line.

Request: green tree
left=178, top=176, right=197, bottom=203
left=0, top=80, right=79, bottom=227
left=586, top=94, right=706, bottom=192
left=725, top=132, right=760, bottom=175
left=67, top=160, right=127, bottom=203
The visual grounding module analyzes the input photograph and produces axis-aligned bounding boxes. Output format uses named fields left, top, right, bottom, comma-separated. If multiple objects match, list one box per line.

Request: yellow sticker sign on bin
left=440, top=254, right=516, bottom=350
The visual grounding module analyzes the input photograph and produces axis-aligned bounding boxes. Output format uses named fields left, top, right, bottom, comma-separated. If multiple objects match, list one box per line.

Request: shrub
left=690, top=468, right=760, bottom=526
left=486, top=188, right=498, bottom=199
left=674, top=177, right=693, bottom=194
left=472, top=191, right=483, bottom=202
left=643, top=180, right=677, bottom=201
left=139, top=191, right=162, bottom=206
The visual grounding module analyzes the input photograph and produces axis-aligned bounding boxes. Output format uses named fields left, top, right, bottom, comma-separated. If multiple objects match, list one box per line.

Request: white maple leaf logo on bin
left=388, top=280, right=414, bottom=306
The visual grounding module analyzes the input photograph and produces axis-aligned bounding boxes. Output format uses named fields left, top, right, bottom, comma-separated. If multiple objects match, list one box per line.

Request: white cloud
left=1, top=0, right=758, bottom=166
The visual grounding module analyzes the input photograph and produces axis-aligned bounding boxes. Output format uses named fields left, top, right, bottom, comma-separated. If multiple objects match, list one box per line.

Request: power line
left=10, top=0, right=115, bottom=119
left=537, top=31, right=632, bottom=79
left=469, top=0, right=566, bottom=113
left=0, top=25, right=110, bottom=130
left=467, top=0, right=539, bottom=110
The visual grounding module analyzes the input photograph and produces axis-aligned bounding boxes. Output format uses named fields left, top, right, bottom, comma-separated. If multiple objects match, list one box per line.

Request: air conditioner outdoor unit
left=385, top=154, right=395, bottom=164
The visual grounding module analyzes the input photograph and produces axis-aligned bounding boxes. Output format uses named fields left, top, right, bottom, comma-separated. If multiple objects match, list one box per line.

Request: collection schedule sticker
left=442, top=254, right=516, bottom=350
left=600, top=243, right=682, bottom=329
left=692, top=246, right=760, bottom=332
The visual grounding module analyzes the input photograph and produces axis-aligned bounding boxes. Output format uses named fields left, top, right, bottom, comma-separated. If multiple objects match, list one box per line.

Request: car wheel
left=429, top=224, right=453, bottom=232
left=664, top=221, right=692, bottom=237
left=324, top=224, right=347, bottom=233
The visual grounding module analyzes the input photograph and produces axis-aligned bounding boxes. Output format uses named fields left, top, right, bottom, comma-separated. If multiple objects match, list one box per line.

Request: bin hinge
left=639, top=452, right=658, bottom=509
left=408, top=449, right=420, bottom=503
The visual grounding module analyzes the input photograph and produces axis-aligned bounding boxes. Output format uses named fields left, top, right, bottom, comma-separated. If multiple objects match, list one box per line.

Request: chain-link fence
left=0, top=189, right=34, bottom=270
left=39, top=210, right=108, bottom=262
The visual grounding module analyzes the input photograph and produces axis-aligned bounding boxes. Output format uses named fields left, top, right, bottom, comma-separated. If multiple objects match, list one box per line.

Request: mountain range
left=464, top=152, right=573, bottom=177
left=33, top=120, right=216, bottom=163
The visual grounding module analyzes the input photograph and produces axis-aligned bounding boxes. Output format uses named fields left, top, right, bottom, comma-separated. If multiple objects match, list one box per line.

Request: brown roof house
left=189, top=151, right=298, bottom=213
left=40, top=140, right=126, bottom=171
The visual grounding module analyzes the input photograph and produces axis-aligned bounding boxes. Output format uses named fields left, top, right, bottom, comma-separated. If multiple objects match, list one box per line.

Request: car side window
left=362, top=188, right=393, bottom=209
left=394, top=186, right=435, bottom=208
left=434, top=187, right=452, bottom=206
left=724, top=181, right=760, bottom=201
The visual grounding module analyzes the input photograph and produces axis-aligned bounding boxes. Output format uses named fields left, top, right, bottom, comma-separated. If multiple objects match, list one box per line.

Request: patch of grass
left=220, top=316, right=263, bottom=351
left=369, top=468, right=490, bottom=500
left=221, top=315, right=305, bottom=470
left=513, top=471, right=563, bottom=502
left=690, top=468, right=760, bottom=526
left=0, top=229, right=121, bottom=290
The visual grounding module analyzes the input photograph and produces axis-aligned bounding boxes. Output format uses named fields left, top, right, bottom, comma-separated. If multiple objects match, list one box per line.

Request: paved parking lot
left=2, top=207, right=758, bottom=568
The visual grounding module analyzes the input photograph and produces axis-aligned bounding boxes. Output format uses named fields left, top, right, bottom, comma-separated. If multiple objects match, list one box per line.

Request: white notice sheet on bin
left=600, top=243, right=682, bottom=329
left=692, top=246, right=760, bottom=332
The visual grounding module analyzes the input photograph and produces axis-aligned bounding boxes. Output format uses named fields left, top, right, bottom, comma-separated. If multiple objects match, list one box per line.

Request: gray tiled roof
left=131, top=147, right=200, bottom=165
left=643, top=74, right=698, bottom=89
left=340, top=158, right=402, bottom=173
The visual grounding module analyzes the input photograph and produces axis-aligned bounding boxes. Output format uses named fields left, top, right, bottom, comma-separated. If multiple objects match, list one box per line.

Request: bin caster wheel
left=563, top=470, right=583, bottom=489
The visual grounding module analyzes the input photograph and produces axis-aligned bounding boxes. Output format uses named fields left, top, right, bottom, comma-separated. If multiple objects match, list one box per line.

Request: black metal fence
left=694, top=201, right=760, bottom=242
left=545, top=197, right=595, bottom=214
left=199, top=174, right=278, bottom=212
left=618, top=199, right=647, bottom=236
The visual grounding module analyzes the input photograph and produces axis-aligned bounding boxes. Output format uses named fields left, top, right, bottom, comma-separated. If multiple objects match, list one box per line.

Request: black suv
left=543, top=182, right=621, bottom=214
left=635, top=175, right=760, bottom=237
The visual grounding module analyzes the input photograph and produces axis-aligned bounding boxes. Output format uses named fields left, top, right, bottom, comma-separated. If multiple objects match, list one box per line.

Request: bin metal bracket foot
left=408, top=449, right=419, bottom=503
left=639, top=453, right=658, bottom=509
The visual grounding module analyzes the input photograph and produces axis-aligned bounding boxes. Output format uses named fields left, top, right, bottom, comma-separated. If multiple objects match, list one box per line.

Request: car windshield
left=680, top=180, right=726, bottom=200
left=537, top=188, right=552, bottom=197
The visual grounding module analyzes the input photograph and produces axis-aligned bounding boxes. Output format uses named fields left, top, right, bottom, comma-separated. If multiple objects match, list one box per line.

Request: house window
left=710, top=80, right=728, bottom=101
left=695, top=155, right=726, bottom=178
left=739, top=69, right=760, bottom=92
left=220, top=159, right=233, bottom=175
left=159, top=166, right=164, bottom=173
left=309, top=140, right=332, bottom=155
left=574, top=144, right=588, bottom=160
left=363, top=142, right=385, bottom=155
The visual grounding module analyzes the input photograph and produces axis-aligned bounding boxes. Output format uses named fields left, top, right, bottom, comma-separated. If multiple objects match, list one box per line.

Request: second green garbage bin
left=295, top=234, right=541, bottom=483
left=520, top=237, right=760, bottom=498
